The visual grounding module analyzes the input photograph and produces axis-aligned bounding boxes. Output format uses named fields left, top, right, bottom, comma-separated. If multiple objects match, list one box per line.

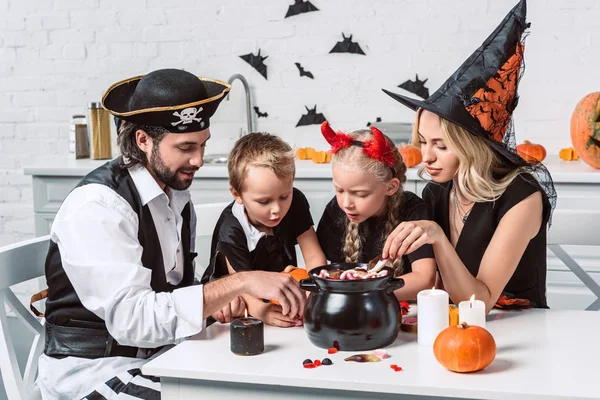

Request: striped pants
left=82, top=368, right=160, bottom=400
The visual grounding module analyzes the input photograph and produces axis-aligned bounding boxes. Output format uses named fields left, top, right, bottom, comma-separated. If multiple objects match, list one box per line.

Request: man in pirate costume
left=37, top=69, right=306, bottom=399
left=381, top=0, right=556, bottom=310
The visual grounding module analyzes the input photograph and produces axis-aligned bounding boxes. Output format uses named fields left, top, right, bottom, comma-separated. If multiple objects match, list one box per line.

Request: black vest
left=44, top=157, right=196, bottom=358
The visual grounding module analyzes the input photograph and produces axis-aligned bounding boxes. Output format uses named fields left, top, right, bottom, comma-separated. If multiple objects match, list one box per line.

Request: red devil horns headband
left=320, top=121, right=397, bottom=168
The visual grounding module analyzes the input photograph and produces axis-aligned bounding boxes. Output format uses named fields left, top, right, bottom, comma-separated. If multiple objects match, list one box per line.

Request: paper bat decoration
left=366, top=117, right=382, bottom=127
left=285, top=0, right=319, bottom=18
left=329, top=33, right=365, bottom=55
left=294, top=62, right=314, bottom=79
left=253, top=106, right=268, bottom=118
left=398, top=74, right=430, bottom=99
left=239, top=49, right=268, bottom=80
left=296, top=105, right=327, bottom=127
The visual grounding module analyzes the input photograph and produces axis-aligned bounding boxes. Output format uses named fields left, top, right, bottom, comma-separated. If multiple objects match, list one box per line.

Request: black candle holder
left=230, top=317, right=264, bottom=356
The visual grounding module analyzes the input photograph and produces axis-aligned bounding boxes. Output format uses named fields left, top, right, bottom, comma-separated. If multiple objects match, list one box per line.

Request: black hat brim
left=102, top=74, right=230, bottom=133
left=382, top=88, right=527, bottom=168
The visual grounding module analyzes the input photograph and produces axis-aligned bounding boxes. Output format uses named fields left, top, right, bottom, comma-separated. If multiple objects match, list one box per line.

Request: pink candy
left=372, top=349, right=390, bottom=359
left=318, top=269, right=330, bottom=278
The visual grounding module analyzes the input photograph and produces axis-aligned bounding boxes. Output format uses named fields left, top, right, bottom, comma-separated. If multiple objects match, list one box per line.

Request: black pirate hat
left=383, top=0, right=529, bottom=166
left=102, top=68, right=230, bottom=133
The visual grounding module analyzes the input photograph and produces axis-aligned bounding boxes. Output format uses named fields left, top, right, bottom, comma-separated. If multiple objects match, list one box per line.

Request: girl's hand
left=256, top=303, right=303, bottom=328
left=382, top=220, right=443, bottom=259
left=212, top=296, right=246, bottom=323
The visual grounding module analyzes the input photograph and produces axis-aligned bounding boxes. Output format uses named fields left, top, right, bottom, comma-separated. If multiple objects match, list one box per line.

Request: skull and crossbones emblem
left=172, top=107, right=203, bottom=126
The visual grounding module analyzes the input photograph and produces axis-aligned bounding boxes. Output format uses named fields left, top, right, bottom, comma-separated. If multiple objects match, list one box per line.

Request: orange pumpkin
left=516, top=140, right=546, bottom=163
left=398, top=143, right=422, bottom=167
left=297, top=147, right=315, bottom=160
left=270, top=266, right=310, bottom=305
left=311, top=150, right=331, bottom=164
left=559, top=147, right=579, bottom=161
left=570, top=92, right=600, bottom=169
left=433, top=322, right=496, bottom=373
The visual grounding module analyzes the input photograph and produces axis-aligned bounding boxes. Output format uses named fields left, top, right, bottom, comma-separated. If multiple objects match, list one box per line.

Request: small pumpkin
left=297, top=147, right=315, bottom=160
left=311, top=150, right=331, bottom=164
left=559, top=147, right=579, bottom=161
left=570, top=92, right=600, bottom=169
left=398, top=143, right=422, bottom=168
left=270, top=266, right=310, bottom=305
left=433, top=322, right=496, bottom=373
left=516, top=140, right=547, bottom=163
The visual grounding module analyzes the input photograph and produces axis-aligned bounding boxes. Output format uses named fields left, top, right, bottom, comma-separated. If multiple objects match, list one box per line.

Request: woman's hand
left=382, top=220, right=444, bottom=259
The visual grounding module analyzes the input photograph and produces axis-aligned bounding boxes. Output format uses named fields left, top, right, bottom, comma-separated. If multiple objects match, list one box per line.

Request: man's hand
left=211, top=296, right=246, bottom=323
left=240, top=271, right=307, bottom=318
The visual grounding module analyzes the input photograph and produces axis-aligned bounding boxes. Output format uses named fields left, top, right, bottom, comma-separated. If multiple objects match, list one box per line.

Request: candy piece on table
left=302, top=359, right=312, bottom=365
left=372, top=349, right=389, bottom=359
left=314, top=359, right=322, bottom=366
left=390, top=364, right=403, bottom=371
left=321, top=358, right=333, bottom=365
left=327, top=347, right=338, bottom=354
left=494, top=293, right=533, bottom=310
left=344, top=354, right=382, bottom=363
left=401, top=316, right=418, bottom=333
left=400, top=300, right=410, bottom=316
left=303, top=362, right=316, bottom=369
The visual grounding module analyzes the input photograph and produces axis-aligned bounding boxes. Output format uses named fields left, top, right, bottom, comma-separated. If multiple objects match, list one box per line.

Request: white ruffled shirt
left=37, top=164, right=204, bottom=399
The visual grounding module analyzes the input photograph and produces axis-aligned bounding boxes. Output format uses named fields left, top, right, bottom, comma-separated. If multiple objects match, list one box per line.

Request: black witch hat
left=102, top=69, right=230, bottom=133
left=383, top=0, right=556, bottom=219
left=383, top=0, right=529, bottom=166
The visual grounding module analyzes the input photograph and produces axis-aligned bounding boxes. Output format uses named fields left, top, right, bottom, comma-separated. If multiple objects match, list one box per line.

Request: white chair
left=193, top=202, right=231, bottom=280
left=548, top=209, right=600, bottom=311
left=0, top=235, right=50, bottom=400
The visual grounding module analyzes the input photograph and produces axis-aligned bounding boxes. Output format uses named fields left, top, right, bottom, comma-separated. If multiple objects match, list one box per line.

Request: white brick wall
left=1, top=0, right=599, bottom=246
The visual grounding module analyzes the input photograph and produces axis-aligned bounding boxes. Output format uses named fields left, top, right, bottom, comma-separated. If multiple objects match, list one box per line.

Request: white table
left=143, top=309, right=600, bottom=400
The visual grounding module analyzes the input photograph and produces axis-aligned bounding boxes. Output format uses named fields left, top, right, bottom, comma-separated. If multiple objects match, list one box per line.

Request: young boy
left=208, top=132, right=326, bottom=327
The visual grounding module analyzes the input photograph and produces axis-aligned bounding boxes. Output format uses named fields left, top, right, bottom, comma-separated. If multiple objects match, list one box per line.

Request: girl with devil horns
left=316, top=122, right=437, bottom=300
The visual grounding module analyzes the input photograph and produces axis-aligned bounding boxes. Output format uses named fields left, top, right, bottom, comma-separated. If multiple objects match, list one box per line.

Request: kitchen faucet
left=226, top=74, right=253, bottom=137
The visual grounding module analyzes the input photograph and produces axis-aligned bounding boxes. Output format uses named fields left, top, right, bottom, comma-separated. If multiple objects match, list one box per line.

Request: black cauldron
left=300, top=263, right=404, bottom=351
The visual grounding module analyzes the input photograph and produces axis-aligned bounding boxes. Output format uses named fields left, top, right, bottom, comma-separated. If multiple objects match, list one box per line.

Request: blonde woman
left=381, top=0, right=555, bottom=313
left=316, top=122, right=436, bottom=301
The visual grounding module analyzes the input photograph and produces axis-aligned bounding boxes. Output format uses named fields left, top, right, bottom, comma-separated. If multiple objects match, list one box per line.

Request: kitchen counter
left=143, top=309, right=600, bottom=400
left=22, top=155, right=600, bottom=183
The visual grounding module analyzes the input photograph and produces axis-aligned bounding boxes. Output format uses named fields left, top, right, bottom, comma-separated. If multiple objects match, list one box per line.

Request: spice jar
left=88, top=102, right=112, bottom=160
left=69, top=115, right=89, bottom=159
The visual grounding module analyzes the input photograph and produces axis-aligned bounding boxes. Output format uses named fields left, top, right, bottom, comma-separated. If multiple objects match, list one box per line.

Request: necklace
left=451, top=187, right=474, bottom=224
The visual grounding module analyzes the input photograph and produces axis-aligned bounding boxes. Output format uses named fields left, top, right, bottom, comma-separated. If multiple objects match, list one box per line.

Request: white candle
left=417, top=287, right=449, bottom=346
left=458, top=294, right=486, bottom=328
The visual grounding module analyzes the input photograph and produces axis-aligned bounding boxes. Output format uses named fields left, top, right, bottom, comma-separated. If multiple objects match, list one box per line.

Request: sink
left=203, top=153, right=229, bottom=164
